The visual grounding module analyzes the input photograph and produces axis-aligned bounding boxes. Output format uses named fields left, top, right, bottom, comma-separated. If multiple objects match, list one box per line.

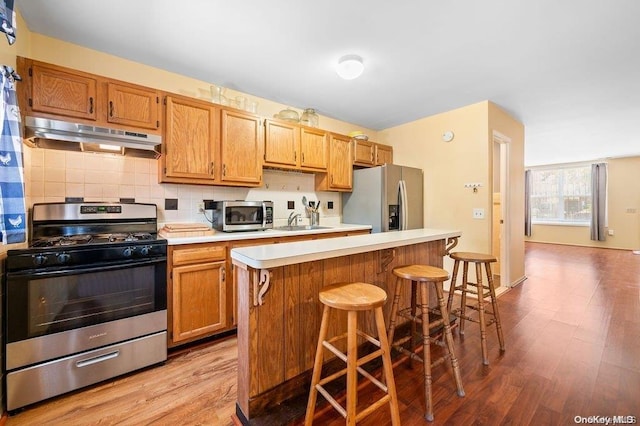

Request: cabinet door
left=328, top=134, right=353, bottom=190
left=220, top=109, right=262, bottom=185
left=30, top=63, right=97, bottom=121
left=264, top=119, right=298, bottom=168
left=161, top=96, right=218, bottom=183
left=375, top=143, right=393, bottom=165
left=353, top=139, right=375, bottom=166
left=172, top=261, right=227, bottom=343
left=300, top=127, right=328, bottom=171
left=107, top=82, right=160, bottom=130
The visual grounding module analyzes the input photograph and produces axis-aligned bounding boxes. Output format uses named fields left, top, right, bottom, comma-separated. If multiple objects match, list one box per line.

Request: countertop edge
left=230, top=228, right=461, bottom=269
left=160, top=224, right=372, bottom=245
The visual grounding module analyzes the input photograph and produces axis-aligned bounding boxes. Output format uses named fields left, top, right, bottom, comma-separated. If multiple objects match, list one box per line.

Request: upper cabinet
left=352, top=138, right=394, bottom=168
left=106, top=82, right=160, bottom=130
left=316, top=133, right=353, bottom=191
left=18, top=57, right=161, bottom=133
left=160, top=95, right=218, bottom=184
left=263, top=119, right=327, bottom=172
left=219, top=109, right=263, bottom=186
left=29, top=62, right=98, bottom=121
left=375, top=143, right=393, bottom=166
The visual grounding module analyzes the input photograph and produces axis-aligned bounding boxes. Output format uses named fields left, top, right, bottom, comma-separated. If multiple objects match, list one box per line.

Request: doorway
left=492, top=131, right=511, bottom=289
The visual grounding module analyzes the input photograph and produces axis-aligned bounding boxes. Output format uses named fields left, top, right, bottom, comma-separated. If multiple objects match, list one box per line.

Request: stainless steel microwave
left=209, top=201, right=273, bottom=232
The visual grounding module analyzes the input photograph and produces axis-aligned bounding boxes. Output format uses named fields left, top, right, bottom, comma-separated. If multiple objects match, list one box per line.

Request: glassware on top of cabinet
left=300, top=108, right=319, bottom=128
left=210, top=85, right=228, bottom=105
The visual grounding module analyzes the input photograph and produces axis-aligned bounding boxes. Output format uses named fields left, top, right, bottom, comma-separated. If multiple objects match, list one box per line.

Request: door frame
left=492, top=130, right=511, bottom=288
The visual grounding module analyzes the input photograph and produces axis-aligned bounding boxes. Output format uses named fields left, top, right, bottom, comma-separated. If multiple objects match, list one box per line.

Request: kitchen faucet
left=288, top=212, right=301, bottom=226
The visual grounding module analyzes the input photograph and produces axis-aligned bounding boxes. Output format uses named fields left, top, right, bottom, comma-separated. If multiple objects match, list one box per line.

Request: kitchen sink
left=272, top=225, right=332, bottom=231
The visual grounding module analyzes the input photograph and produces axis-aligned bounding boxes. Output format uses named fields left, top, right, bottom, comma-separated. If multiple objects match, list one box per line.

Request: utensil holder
left=310, top=211, right=319, bottom=227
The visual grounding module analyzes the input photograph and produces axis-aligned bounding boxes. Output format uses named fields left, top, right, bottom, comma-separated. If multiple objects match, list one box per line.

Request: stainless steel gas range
left=3, top=202, right=168, bottom=412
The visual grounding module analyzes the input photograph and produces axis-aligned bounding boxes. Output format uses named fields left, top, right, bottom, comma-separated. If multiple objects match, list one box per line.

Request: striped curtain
left=0, top=65, right=25, bottom=244
left=590, top=163, right=607, bottom=241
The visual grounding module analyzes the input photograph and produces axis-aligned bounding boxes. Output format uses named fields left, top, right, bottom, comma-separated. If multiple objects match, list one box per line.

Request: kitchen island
left=230, top=228, right=460, bottom=424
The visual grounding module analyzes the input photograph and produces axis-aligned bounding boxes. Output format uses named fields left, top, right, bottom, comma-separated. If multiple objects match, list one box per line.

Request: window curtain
left=0, top=0, right=16, bottom=45
left=0, top=65, right=25, bottom=244
left=590, top=162, right=607, bottom=241
left=524, top=169, right=532, bottom=237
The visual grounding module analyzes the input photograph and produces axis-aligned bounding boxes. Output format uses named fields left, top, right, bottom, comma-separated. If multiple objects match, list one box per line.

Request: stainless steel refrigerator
left=342, top=164, right=424, bottom=233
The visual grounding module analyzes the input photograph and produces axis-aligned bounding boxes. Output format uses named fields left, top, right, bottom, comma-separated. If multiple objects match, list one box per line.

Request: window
left=530, top=165, right=591, bottom=224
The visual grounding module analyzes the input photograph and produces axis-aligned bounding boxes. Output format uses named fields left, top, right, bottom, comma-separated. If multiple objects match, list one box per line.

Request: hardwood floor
left=5, top=243, right=639, bottom=425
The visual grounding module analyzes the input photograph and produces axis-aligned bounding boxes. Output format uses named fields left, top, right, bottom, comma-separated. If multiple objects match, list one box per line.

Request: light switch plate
left=473, top=208, right=485, bottom=219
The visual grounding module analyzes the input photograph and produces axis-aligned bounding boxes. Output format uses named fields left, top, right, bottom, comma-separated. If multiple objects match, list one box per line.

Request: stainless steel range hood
left=24, top=116, right=162, bottom=159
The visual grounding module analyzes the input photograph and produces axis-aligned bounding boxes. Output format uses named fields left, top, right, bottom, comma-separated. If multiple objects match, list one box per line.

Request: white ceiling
left=17, top=0, right=640, bottom=166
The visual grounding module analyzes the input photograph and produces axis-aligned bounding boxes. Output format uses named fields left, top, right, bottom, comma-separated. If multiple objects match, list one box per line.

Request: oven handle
left=75, top=350, right=120, bottom=368
left=6, top=257, right=167, bottom=279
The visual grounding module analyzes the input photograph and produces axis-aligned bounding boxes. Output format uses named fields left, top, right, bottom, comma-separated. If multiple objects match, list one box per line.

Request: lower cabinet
left=166, top=229, right=371, bottom=347
left=168, top=243, right=229, bottom=347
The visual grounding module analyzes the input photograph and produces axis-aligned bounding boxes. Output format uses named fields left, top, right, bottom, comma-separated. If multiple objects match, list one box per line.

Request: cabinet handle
left=89, top=97, right=94, bottom=114
left=223, top=164, right=227, bottom=176
left=331, top=174, right=334, bottom=185
left=302, top=153, right=305, bottom=163
left=294, top=151, right=297, bottom=161
left=210, top=162, right=214, bottom=175
left=221, top=266, right=226, bottom=282
left=371, top=151, right=374, bottom=163
left=109, top=101, right=114, bottom=117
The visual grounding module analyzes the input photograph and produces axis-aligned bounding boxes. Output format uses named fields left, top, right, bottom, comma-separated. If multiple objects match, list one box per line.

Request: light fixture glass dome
left=336, top=55, right=364, bottom=80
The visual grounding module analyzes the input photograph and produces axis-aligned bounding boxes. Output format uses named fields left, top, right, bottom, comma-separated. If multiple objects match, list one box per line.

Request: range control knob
left=140, top=245, right=151, bottom=256
left=123, top=246, right=136, bottom=258
left=56, top=253, right=71, bottom=264
left=33, top=254, right=48, bottom=266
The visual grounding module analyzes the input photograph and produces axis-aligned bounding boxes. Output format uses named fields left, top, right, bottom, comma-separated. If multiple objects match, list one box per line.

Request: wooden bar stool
left=305, top=282, right=400, bottom=426
left=387, top=265, right=465, bottom=422
left=446, top=252, right=506, bottom=365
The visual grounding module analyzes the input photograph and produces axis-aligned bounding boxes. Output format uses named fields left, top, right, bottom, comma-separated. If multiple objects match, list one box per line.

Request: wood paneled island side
left=230, top=228, right=461, bottom=424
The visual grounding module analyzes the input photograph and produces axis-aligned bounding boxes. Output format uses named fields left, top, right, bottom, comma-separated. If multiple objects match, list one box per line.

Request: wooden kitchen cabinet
left=18, top=57, right=161, bottom=133
left=316, top=132, right=353, bottom=191
left=220, top=108, right=263, bottom=186
left=299, top=127, right=328, bottom=171
left=168, top=243, right=230, bottom=347
left=375, top=143, right=393, bottom=165
left=106, top=82, right=160, bottom=130
left=160, top=95, right=218, bottom=184
left=353, top=138, right=375, bottom=166
left=263, top=119, right=327, bottom=172
left=27, top=61, right=98, bottom=121
left=264, top=119, right=299, bottom=168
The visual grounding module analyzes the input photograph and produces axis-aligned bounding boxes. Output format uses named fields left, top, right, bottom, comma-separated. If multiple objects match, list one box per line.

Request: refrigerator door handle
left=399, top=179, right=408, bottom=230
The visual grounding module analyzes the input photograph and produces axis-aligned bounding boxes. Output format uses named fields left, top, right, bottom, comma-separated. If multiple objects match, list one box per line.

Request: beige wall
left=379, top=101, right=526, bottom=287
left=526, top=156, right=640, bottom=250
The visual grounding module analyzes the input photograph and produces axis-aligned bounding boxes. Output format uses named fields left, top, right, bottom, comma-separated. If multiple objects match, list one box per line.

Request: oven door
left=5, top=258, right=167, bottom=371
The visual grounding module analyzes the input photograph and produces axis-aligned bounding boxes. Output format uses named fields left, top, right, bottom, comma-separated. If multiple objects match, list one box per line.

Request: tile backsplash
left=25, top=147, right=342, bottom=228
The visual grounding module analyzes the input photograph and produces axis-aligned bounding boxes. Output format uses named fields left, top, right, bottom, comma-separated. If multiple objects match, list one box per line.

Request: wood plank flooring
left=4, top=242, right=640, bottom=425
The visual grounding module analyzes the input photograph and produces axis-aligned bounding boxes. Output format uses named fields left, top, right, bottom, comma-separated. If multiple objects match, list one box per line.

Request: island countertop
left=231, top=228, right=461, bottom=269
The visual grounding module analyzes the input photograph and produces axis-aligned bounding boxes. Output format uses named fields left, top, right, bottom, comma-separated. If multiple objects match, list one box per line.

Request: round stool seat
left=319, top=282, right=387, bottom=311
left=450, top=251, right=497, bottom=263
left=392, top=264, right=449, bottom=282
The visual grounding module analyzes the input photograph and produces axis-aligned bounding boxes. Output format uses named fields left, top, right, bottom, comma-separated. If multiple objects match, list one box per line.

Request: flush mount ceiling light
left=336, top=55, right=364, bottom=80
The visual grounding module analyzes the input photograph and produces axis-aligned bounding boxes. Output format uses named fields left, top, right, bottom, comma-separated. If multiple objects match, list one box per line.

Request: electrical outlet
left=608, top=229, right=615, bottom=236
left=297, top=215, right=303, bottom=224
left=472, top=208, right=485, bottom=219
left=197, top=202, right=205, bottom=213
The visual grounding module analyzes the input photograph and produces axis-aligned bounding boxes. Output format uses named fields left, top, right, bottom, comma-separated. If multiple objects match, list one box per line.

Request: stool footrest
left=397, top=307, right=446, bottom=329
left=450, top=307, right=498, bottom=325
left=451, top=285, right=492, bottom=299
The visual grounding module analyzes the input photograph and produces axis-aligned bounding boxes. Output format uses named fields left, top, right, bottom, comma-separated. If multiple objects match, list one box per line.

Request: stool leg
left=433, top=282, right=465, bottom=398
left=386, top=276, right=403, bottom=355
left=374, top=307, right=401, bottom=426
left=419, top=283, right=434, bottom=422
left=346, top=310, right=358, bottom=426
left=475, top=262, right=489, bottom=365
left=305, top=305, right=331, bottom=426
left=410, top=280, right=418, bottom=358
left=485, top=262, right=506, bottom=352
left=459, top=261, right=470, bottom=334
left=446, top=259, right=460, bottom=318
